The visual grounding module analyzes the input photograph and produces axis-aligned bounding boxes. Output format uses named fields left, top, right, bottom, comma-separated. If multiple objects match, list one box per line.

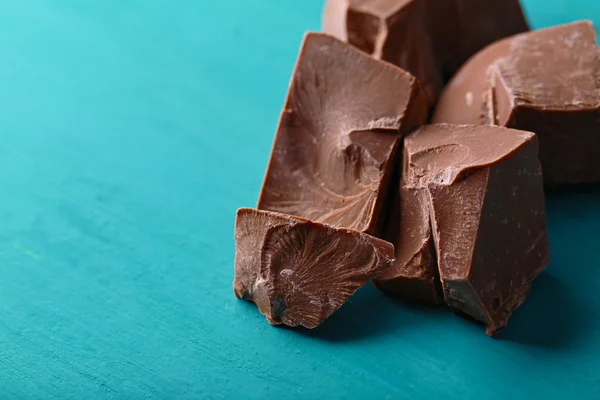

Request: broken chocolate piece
left=234, top=208, right=394, bottom=328
left=323, top=0, right=443, bottom=104
left=424, top=0, right=529, bottom=80
left=258, top=32, right=428, bottom=235
left=379, top=124, right=549, bottom=334
left=432, top=21, right=600, bottom=186
left=322, top=0, right=529, bottom=103
left=374, top=183, right=442, bottom=305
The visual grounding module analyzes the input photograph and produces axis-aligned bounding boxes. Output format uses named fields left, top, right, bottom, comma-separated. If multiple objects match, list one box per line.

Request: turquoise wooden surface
left=0, top=1, right=598, bottom=398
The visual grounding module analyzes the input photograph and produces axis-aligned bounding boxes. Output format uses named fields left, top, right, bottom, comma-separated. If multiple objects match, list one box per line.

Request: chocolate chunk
left=323, top=0, right=443, bottom=104
left=424, top=0, right=529, bottom=80
left=378, top=124, right=549, bottom=334
left=432, top=21, right=600, bottom=186
left=374, top=184, right=442, bottom=305
left=322, top=0, right=529, bottom=104
left=233, top=208, right=394, bottom=328
left=258, top=32, right=427, bottom=235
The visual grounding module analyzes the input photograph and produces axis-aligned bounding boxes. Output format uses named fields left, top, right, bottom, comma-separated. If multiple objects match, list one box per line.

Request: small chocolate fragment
left=374, top=183, right=442, bottom=305
left=234, top=208, right=394, bottom=328
left=432, top=21, right=600, bottom=186
left=258, top=32, right=427, bottom=235
left=378, top=124, right=549, bottom=334
left=323, top=0, right=443, bottom=104
left=424, top=0, right=529, bottom=80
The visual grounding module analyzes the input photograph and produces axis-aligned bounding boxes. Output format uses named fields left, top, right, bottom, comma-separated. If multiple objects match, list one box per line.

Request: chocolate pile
left=233, top=0, right=599, bottom=336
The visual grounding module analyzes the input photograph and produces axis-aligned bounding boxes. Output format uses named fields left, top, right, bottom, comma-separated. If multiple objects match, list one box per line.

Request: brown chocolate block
left=258, top=32, right=427, bottom=235
left=323, top=0, right=443, bottom=104
left=233, top=208, right=394, bottom=328
left=424, top=0, right=529, bottom=80
left=379, top=124, right=549, bottom=334
left=432, top=21, right=600, bottom=186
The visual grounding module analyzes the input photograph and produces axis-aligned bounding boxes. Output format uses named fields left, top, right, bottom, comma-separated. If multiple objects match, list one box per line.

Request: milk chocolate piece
left=424, top=0, right=529, bottom=80
left=374, top=183, right=442, bottom=305
left=322, top=0, right=529, bottom=104
left=433, top=21, right=600, bottom=185
left=323, top=0, right=443, bottom=104
left=258, top=32, right=427, bottom=234
left=378, top=124, right=549, bottom=334
left=233, top=208, right=394, bottom=328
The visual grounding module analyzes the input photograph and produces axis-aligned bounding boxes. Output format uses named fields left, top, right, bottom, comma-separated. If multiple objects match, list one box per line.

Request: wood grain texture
left=0, top=0, right=598, bottom=398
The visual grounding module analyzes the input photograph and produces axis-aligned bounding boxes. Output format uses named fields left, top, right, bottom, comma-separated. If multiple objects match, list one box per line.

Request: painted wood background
left=0, top=1, right=598, bottom=398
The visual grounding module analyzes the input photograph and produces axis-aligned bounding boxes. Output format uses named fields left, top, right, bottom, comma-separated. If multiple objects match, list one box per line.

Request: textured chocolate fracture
left=322, top=0, right=529, bottom=104
left=374, top=183, right=442, bottom=305
left=433, top=21, right=600, bottom=186
left=258, top=32, right=427, bottom=235
left=234, top=208, right=394, bottom=328
left=377, top=124, right=550, bottom=335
